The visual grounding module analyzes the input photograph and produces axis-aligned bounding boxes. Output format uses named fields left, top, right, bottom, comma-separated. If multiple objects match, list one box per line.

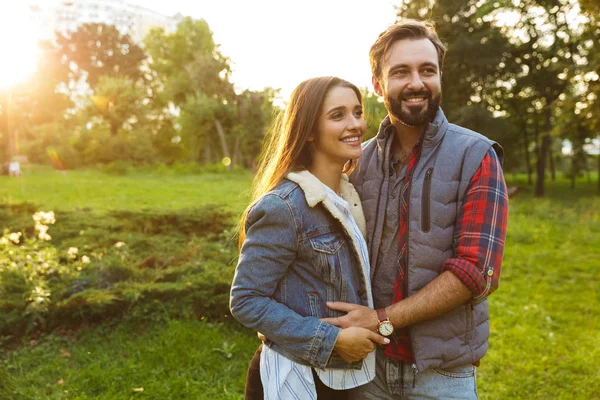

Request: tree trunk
left=535, top=109, right=552, bottom=197
left=571, top=158, right=576, bottom=189
left=214, top=118, right=231, bottom=170
left=549, top=148, right=556, bottom=182
left=523, top=126, right=533, bottom=185
left=110, top=121, right=119, bottom=136
left=204, top=142, right=212, bottom=164
left=232, top=134, right=241, bottom=167
left=536, top=134, right=550, bottom=197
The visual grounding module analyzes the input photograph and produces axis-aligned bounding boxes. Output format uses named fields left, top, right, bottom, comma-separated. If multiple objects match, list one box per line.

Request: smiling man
left=323, top=20, right=509, bottom=399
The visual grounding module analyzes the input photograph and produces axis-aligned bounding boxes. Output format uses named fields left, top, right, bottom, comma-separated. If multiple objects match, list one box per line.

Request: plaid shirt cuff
left=441, top=258, right=488, bottom=297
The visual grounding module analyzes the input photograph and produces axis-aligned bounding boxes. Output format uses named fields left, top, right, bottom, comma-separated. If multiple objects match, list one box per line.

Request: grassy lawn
left=0, top=165, right=253, bottom=212
left=1, top=167, right=599, bottom=399
left=1, top=318, right=258, bottom=400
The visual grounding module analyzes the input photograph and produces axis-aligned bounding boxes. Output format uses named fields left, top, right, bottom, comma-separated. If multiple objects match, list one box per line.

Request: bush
left=0, top=205, right=238, bottom=343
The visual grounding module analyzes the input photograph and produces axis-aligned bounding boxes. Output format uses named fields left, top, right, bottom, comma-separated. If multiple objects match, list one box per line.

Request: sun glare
left=0, top=4, right=40, bottom=90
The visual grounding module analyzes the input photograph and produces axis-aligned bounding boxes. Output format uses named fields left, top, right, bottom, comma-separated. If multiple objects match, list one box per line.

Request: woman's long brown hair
left=238, top=76, right=363, bottom=248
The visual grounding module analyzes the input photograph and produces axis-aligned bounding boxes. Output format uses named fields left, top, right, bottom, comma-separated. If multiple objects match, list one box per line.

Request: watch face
left=378, top=321, right=394, bottom=337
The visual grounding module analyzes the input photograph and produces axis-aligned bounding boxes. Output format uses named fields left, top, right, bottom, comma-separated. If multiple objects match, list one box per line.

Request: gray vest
left=351, top=109, right=503, bottom=372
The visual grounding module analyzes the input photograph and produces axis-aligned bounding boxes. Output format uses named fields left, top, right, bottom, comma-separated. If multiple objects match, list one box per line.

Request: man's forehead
left=382, top=38, right=439, bottom=69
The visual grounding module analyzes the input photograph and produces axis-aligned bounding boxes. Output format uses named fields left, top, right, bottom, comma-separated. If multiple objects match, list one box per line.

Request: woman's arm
left=230, top=194, right=339, bottom=369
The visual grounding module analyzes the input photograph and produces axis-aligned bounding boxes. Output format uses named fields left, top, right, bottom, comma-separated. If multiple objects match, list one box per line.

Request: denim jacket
left=230, top=171, right=373, bottom=369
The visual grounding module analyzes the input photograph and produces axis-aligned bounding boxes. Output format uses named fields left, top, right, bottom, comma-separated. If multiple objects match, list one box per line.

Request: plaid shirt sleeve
left=441, top=149, right=509, bottom=302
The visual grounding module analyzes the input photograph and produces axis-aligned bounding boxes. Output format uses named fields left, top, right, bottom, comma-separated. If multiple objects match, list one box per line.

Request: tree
left=87, top=76, right=147, bottom=136
left=362, top=89, right=388, bottom=141
left=0, top=40, right=72, bottom=164
left=144, top=17, right=240, bottom=165
left=56, top=23, right=146, bottom=88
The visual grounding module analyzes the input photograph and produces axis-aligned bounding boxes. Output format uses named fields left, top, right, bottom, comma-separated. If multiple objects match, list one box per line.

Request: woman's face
left=310, top=86, right=366, bottom=167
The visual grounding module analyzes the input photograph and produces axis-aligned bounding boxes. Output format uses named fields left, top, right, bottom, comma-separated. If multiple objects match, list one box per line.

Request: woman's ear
left=307, top=134, right=315, bottom=143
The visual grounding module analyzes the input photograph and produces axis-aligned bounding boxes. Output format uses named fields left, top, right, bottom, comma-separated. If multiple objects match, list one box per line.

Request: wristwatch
left=377, top=308, right=394, bottom=337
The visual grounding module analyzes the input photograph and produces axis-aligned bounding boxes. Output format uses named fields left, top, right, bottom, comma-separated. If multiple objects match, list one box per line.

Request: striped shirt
left=260, top=184, right=375, bottom=399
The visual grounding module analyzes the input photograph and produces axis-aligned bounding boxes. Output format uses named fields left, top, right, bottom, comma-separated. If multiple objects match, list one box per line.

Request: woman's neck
left=308, top=158, right=344, bottom=195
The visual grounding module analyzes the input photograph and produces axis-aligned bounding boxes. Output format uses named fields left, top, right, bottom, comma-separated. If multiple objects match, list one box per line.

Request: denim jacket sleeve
left=230, top=193, right=340, bottom=368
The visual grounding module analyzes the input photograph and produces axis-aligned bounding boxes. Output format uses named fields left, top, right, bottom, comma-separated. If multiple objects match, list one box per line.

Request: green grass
left=2, top=168, right=600, bottom=399
left=1, top=318, right=258, bottom=399
left=0, top=165, right=253, bottom=212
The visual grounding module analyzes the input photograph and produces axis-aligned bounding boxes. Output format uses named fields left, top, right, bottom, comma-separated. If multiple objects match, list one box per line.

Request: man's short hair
left=370, top=19, right=447, bottom=81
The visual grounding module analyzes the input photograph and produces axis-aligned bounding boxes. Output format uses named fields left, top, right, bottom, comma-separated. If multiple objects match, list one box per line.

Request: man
left=323, top=20, right=509, bottom=399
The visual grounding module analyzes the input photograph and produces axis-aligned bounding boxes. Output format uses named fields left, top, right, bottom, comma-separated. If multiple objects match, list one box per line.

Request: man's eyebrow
left=387, top=62, right=439, bottom=72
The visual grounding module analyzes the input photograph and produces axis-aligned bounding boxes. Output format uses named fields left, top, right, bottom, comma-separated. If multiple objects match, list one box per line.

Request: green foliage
left=362, top=89, right=388, bottom=141
left=0, top=212, right=90, bottom=337
left=88, top=76, right=149, bottom=136
left=56, top=23, right=146, bottom=88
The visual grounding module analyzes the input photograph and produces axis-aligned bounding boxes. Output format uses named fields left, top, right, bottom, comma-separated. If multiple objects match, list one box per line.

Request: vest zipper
left=421, top=168, right=433, bottom=233
left=405, top=140, right=424, bottom=372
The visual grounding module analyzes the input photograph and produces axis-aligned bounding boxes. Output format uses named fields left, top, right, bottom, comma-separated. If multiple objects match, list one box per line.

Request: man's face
left=373, top=38, right=442, bottom=127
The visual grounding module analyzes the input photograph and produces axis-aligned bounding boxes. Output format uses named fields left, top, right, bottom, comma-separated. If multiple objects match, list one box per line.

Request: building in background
left=28, top=0, right=183, bottom=42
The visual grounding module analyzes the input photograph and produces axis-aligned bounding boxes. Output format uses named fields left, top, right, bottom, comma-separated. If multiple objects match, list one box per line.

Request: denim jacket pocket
left=309, top=233, right=344, bottom=284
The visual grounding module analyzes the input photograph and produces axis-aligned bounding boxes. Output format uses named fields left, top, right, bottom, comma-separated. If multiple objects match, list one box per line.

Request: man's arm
left=324, top=149, right=509, bottom=331
left=323, top=271, right=471, bottom=331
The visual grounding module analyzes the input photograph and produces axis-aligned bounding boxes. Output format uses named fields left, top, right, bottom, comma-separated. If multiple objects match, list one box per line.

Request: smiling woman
left=0, top=4, right=40, bottom=89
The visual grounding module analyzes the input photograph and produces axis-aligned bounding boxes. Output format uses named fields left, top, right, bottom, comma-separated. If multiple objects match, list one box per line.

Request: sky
left=0, top=0, right=399, bottom=98
left=127, top=0, right=399, bottom=98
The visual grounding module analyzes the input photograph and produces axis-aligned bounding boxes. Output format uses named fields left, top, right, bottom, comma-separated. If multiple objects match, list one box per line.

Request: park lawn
left=1, top=318, right=259, bottom=400
left=1, top=168, right=599, bottom=399
left=0, top=165, right=253, bottom=213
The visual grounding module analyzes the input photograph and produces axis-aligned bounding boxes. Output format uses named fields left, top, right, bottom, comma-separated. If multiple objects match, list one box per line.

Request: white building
left=29, top=0, right=184, bottom=43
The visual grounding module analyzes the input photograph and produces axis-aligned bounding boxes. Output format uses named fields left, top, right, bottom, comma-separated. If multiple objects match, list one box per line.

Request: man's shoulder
left=446, top=123, right=494, bottom=145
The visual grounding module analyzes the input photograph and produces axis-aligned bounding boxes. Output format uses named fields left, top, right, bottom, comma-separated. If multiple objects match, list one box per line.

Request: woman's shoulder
left=249, top=180, right=304, bottom=215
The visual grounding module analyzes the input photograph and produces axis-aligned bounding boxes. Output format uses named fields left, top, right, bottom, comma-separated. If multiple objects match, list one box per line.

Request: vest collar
left=375, top=108, right=449, bottom=151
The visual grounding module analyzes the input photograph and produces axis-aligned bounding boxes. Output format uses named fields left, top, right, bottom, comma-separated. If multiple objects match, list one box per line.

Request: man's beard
left=385, top=90, right=441, bottom=127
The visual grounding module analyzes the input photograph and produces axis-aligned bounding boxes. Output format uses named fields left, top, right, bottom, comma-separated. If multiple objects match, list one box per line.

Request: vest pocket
left=421, top=167, right=433, bottom=232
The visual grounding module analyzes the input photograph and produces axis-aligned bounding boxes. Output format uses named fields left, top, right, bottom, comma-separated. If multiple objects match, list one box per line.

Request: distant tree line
left=0, top=0, right=598, bottom=196
left=0, top=18, right=277, bottom=171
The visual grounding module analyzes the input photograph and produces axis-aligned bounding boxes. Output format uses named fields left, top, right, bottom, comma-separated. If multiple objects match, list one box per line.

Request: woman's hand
left=333, top=327, right=389, bottom=363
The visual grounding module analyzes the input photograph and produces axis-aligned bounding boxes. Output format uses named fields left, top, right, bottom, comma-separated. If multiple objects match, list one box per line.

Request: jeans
left=348, top=348, right=478, bottom=400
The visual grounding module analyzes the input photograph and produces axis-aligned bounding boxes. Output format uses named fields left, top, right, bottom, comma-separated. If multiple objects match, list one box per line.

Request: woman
left=230, top=77, right=388, bottom=399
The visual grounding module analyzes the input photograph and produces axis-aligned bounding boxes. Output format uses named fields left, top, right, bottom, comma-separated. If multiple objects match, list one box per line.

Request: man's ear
left=372, top=76, right=383, bottom=96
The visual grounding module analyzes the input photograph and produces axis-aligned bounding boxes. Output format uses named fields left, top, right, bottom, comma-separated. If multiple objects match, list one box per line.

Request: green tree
left=144, top=17, right=248, bottom=166
left=56, top=23, right=146, bottom=88
left=362, top=89, right=388, bottom=141
left=87, top=75, right=148, bottom=136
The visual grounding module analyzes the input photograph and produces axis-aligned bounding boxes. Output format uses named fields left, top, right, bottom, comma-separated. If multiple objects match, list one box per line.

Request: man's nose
left=407, top=71, right=424, bottom=90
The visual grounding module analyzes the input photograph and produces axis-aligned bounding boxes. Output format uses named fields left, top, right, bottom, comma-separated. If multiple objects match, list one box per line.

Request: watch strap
left=376, top=308, right=388, bottom=322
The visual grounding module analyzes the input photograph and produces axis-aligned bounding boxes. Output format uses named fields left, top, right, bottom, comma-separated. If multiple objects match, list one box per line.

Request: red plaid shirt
left=386, top=148, right=509, bottom=361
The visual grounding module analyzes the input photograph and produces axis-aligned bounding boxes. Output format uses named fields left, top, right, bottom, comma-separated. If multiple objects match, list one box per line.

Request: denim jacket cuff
left=309, top=321, right=340, bottom=369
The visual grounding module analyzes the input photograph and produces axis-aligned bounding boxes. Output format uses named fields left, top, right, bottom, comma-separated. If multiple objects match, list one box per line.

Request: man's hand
left=321, top=302, right=379, bottom=332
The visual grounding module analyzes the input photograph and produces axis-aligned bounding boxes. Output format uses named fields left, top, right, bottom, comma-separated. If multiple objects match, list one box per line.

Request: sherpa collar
left=286, top=170, right=366, bottom=238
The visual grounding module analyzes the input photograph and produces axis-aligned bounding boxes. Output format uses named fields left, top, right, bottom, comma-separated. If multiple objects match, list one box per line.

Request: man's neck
left=390, top=117, right=426, bottom=158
